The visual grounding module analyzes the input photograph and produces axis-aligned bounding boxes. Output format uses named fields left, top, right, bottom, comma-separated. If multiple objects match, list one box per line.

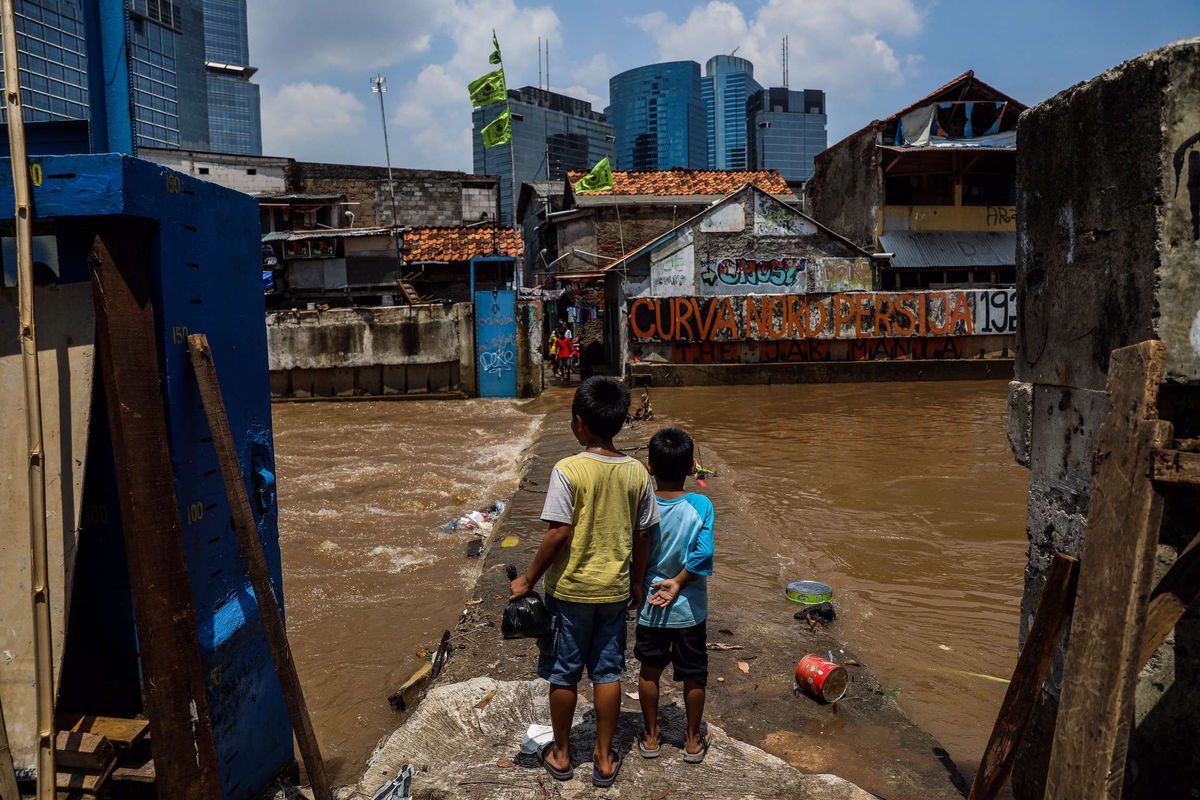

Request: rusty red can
left=795, top=654, right=849, bottom=703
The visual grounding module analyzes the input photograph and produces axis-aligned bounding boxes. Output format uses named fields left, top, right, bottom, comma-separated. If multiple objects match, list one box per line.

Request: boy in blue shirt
left=635, top=428, right=715, bottom=763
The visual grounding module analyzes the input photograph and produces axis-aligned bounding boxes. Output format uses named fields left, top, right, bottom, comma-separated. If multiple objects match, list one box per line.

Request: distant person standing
left=547, top=326, right=562, bottom=379
left=556, top=328, right=577, bottom=381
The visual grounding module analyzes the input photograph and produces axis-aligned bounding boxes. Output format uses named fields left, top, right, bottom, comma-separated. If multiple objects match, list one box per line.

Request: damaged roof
left=262, top=226, right=394, bottom=242
left=565, top=168, right=793, bottom=201
left=401, top=225, right=523, bottom=262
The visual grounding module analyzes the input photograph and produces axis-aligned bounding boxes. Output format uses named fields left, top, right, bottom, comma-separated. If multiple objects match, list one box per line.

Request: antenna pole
left=538, top=37, right=542, bottom=90
left=371, top=73, right=398, bottom=226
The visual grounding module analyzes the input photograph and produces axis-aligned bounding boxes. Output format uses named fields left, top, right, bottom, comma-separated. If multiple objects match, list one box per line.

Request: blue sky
left=248, top=1, right=1198, bottom=172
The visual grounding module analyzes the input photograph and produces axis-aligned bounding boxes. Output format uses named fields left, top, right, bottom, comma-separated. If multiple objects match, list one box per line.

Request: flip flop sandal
left=538, top=741, right=574, bottom=781
left=682, top=736, right=711, bottom=764
left=636, top=729, right=661, bottom=759
left=592, top=752, right=623, bottom=788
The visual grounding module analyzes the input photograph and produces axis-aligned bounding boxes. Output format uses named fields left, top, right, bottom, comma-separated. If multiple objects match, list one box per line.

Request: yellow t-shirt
left=540, top=452, right=658, bottom=603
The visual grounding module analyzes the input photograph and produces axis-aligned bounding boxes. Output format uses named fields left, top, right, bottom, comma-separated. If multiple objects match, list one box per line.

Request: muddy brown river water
left=274, top=380, right=1028, bottom=784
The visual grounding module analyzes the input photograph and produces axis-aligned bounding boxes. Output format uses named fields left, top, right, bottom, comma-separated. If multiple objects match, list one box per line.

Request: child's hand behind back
left=648, top=578, right=682, bottom=607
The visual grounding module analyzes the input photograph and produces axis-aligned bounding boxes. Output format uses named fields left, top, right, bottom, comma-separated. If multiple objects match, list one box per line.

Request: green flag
left=468, top=68, right=507, bottom=108
left=481, top=107, right=512, bottom=148
left=573, top=157, right=614, bottom=193
left=489, top=31, right=502, bottom=65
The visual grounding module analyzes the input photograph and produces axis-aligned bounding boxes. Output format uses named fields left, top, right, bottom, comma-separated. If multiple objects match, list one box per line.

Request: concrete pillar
left=458, top=302, right=477, bottom=397
left=1009, top=38, right=1200, bottom=799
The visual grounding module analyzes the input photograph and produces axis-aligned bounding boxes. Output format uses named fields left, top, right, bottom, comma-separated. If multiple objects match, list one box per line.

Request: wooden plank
left=90, top=231, right=222, bottom=800
left=55, top=715, right=147, bottom=750
left=969, top=553, right=1078, bottom=800
left=112, top=755, right=155, bottom=784
left=1043, top=341, right=1173, bottom=800
left=55, top=758, right=115, bottom=796
left=187, top=333, right=333, bottom=800
left=0, top=691, right=20, bottom=800
left=1138, top=526, right=1200, bottom=667
left=1151, top=448, right=1200, bottom=485
left=54, top=732, right=114, bottom=772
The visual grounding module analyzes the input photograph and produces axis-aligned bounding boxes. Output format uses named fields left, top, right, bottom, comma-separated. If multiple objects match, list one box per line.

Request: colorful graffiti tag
left=628, top=289, right=1016, bottom=342
left=699, top=257, right=807, bottom=293
left=810, top=258, right=872, bottom=292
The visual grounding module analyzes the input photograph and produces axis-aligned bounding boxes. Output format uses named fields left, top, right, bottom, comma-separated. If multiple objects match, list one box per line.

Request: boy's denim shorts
left=537, top=595, right=628, bottom=686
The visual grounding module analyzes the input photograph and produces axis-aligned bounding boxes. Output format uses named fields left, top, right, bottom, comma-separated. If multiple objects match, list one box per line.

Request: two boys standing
left=508, top=377, right=714, bottom=788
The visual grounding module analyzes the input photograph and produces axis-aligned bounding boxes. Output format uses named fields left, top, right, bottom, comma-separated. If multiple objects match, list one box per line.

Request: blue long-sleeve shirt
left=637, top=493, right=714, bottom=629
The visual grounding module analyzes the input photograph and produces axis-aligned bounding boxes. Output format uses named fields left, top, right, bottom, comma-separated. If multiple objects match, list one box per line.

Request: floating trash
left=500, top=535, right=520, bottom=548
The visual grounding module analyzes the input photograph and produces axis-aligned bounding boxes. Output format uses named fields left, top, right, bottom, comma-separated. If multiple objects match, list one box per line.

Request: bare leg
left=683, top=679, right=706, bottom=753
left=592, top=681, right=622, bottom=776
left=638, top=664, right=664, bottom=749
left=547, top=683, right=577, bottom=771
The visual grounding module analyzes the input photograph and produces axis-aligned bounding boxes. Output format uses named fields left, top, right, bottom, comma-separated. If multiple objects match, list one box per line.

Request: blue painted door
left=475, top=289, right=517, bottom=397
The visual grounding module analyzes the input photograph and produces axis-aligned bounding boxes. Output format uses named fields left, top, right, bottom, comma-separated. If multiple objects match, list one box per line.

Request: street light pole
left=371, top=74, right=398, bottom=226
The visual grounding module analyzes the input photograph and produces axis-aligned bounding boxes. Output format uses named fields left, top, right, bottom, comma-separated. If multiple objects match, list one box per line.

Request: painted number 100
left=186, top=501, right=204, bottom=524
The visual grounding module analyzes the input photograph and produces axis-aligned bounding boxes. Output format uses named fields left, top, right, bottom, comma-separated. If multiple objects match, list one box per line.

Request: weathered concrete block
left=1016, top=38, right=1200, bottom=389
left=1007, top=380, right=1032, bottom=466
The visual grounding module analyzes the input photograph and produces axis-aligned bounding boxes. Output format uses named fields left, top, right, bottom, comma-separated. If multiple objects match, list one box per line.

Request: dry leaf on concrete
left=737, top=661, right=751, bottom=674
left=496, top=758, right=514, bottom=768
left=474, top=690, right=497, bottom=710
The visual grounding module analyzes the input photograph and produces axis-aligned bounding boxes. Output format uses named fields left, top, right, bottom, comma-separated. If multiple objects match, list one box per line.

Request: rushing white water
left=273, top=399, right=542, bottom=782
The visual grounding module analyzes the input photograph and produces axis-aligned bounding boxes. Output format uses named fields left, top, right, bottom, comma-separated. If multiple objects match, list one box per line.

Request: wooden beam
left=1138, top=526, right=1200, bottom=667
left=54, top=731, right=115, bottom=772
left=186, top=333, right=333, bottom=800
left=1043, top=340, right=1172, bottom=800
left=56, top=715, right=148, bottom=750
left=1151, top=448, right=1200, bottom=485
left=0, top=692, right=20, bottom=800
left=969, top=553, right=1078, bottom=800
left=89, top=231, right=222, bottom=800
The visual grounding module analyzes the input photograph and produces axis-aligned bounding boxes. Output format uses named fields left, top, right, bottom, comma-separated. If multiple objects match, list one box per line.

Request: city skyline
left=246, top=0, right=1197, bottom=172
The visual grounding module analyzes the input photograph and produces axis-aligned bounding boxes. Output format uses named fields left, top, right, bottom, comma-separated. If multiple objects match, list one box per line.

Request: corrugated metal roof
left=880, top=230, right=1016, bottom=269
left=258, top=192, right=345, bottom=202
left=261, top=227, right=395, bottom=242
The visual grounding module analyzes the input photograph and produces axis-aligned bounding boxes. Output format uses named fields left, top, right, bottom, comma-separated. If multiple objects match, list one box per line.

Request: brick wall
left=287, top=162, right=500, bottom=228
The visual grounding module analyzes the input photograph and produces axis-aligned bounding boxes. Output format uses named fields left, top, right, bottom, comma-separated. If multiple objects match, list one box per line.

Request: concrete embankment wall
left=267, top=302, right=545, bottom=399
left=267, top=305, right=476, bottom=398
left=624, top=288, right=1016, bottom=384
left=1009, top=39, right=1200, bottom=799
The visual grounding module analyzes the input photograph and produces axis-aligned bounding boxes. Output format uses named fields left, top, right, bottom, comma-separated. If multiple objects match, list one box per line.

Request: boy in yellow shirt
left=509, top=376, right=657, bottom=788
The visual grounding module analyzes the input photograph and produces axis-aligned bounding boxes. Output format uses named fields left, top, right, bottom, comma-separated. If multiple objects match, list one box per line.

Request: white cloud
left=261, top=82, right=367, bottom=160
left=633, top=0, right=924, bottom=100
left=247, top=1, right=442, bottom=75
left=384, top=0, right=564, bottom=170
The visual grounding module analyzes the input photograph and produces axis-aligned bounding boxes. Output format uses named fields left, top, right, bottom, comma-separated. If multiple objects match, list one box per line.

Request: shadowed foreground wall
left=1008, top=38, right=1200, bottom=799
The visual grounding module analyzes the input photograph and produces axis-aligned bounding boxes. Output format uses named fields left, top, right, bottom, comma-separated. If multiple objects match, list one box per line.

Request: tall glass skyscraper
left=702, top=55, right=760, bottom=170
left=202, top=0, right=261, bottom=154
left=0, top=0, right=90, bottom=126
left=746, top=87, right=827, bottom=185
left=0, top=0, right=261, bottom=154
left=473, top=86, right=615, bottom=225
left=607, top=61, right=706, bottom=171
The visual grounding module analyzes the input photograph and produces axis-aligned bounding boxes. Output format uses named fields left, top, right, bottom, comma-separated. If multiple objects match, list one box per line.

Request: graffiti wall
left=628, top=289, right=1016, bottom=363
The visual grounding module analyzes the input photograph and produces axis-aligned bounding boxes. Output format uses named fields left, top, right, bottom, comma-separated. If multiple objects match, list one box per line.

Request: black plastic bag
left=503, top=565, right=552, bottom=639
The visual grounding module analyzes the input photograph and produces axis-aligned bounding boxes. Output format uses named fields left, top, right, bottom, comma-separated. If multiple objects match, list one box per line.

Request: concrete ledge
left=630, top=358, right=1015, bottom=386
left=354, top=677, right=878, bottom=800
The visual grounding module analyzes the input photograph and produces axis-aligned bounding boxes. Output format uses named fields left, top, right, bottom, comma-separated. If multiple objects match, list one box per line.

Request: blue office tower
left=0, top=0, right=260, bottom=155
left=702, top=54, right=760, bottom=170
left=202, top=0, right=262, bottom=155
left=607, top=61, right=706, bottom=171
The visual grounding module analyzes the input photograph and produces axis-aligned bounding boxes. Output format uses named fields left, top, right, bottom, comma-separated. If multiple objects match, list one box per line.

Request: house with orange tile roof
left=805, top=71, right=1026, bottom=290
left=517, top=167, right=799, bottom=284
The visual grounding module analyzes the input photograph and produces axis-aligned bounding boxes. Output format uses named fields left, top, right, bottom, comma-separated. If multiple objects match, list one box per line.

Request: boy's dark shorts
left=634, top=620, right=707, bottom=685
